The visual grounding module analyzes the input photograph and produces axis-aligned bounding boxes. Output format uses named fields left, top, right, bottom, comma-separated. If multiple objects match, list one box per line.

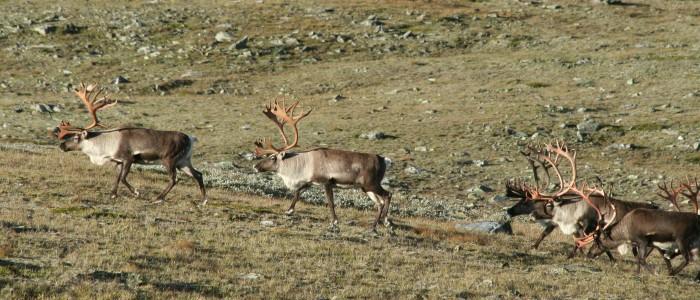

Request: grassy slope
left=2, top=0, right=700, bottom=298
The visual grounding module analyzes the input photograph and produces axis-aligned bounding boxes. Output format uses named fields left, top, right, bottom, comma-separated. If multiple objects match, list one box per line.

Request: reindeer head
left=54, top=83, right=117, bottom=150
left=253, top=98, right=311, bottom=173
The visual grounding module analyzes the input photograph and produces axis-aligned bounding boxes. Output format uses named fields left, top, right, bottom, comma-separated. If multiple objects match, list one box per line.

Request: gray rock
left=32, top=104, right=60, bottom=113
left=260, top=220, right=275, bottom=227
left=215, top=31, right=233, bottom=42
left=232, top=35, right=248, bottom=49
left=330, top=94, right=345, bottom=102
left=576, top=119, right=600, bottom=134
left=284, top=38, right=300, bottom=46
left=490, top=195, right=510, bottom=203
left=360, top=131, right=386, bottom=140
left=13, top=107, right=23, bottom=113
left=455, top=221, right=512, bottom=235
left=404, top=165, right=424, bottom=175
left=241, top=152, right=256, bottom=161
left=113, top=76, right=129, bottom=84
left=606, top=143, right=636, bottom=150
left=32, top=25, right=56, bottom=35
left=414, top=146, right=428, bottom=152
left=626, top=78, right=636, bottom=85
left=240, top=273, right=262, bottom=280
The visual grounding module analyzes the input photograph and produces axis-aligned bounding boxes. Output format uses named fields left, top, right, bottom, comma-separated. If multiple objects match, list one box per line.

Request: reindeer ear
left=279, top=151, right=289, bottom=159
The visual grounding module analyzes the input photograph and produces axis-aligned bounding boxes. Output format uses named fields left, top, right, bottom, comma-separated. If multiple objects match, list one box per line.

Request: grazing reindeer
left=512, top=142, right=657, bottom=259
left=591, top=180, right=700, bottom=279
left=253, top=99, right=392, bottom=231
left=54, top=83, right=207, bottom=205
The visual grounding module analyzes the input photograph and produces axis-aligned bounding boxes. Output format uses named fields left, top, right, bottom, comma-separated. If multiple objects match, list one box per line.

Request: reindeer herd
left=505, top=142, right=700, bottom=281
left=50, top=83, right=700, bottom=281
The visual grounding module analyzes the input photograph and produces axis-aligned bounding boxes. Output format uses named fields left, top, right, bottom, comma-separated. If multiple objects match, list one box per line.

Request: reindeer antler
left=520, top=143, right=558, bottom=188
left=658, top=180, right=683, bottom=212
left=56, top=121, right=82, bottom=139
left=75, top=82, right=118, bottom=130
left=53, top=82, right=118, bottom=139
left=680, top=177, right=700, bottom=214
left=254, top=98, right=312, bottom=156
left=537, top=141, right=576, bottom=199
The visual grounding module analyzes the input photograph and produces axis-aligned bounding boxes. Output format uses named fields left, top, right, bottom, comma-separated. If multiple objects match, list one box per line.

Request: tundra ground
left=2, top=0, right=700, bottom=298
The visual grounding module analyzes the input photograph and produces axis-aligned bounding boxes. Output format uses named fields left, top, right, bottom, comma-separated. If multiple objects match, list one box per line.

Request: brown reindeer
left=54, top=83, right=207, bottom=205
left=592, top=180, right=700, bottom=279
left=253, top=99, right=392, bottom=231
left=510, top=142, right=657, bottom=259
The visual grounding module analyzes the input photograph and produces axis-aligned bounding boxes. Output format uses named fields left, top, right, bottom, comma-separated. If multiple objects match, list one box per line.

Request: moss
left=630, top=123, right=667, bottom=131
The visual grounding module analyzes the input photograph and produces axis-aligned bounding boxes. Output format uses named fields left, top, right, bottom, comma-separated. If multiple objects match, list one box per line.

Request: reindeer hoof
left=132, top=190, right=140, bottom=197
left=285, top=209, right=295, bottom=215
left=110, top=193, right=118, bottom=199
left=151, top=199, right=164, bottom=205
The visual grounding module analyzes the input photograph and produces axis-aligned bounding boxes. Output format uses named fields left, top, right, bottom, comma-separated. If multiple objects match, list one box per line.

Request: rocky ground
left=2, top=0, right=700, bottom=298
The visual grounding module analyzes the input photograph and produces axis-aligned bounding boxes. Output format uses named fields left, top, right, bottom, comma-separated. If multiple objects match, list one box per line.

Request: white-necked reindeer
left=54, top=83, right=207, bottom=205
left=252, top=99, right=392, bottom=231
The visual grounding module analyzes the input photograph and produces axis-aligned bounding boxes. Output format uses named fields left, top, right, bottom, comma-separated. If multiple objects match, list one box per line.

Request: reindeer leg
left=180, top=164, right=207, bottom=206
left=379, top=190, right=392, bottom=227
left=110, top=162, right=124, bottom=199
left=324, top=184, right=338, bottom=227
left=286, top=187, right=305, bottom=215
left=533, top=225, right=556, bottom=249
left=636, top=240, right=654, bottom=274
left=120, top=160, right=139, bottom=197
left=155, top=162, right=177, bottom=203
left=670, top=241, right=690, bottom=276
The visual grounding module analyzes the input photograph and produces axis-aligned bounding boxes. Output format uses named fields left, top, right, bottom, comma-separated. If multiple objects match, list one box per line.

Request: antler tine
left=255, top=98, right=313, bottom=155
left=544, top=142, right=577, bottom=198
left=254, top=137, right=283, bottom=157
left=56, top=120, right=83, bottom=139
left=680, top=177, right=700, bottom=214
left=657, top=180, right=682, bottom=212
left=75, top=82, right=118, bottom=130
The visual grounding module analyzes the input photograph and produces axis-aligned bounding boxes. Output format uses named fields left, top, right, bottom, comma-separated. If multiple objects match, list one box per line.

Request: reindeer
left=252, top=99, right=392, bottom=231
left=53, top=83, right=207, bottom=205
left=590, top=180, right=700, bottom=279
left=510, top=142, right=657, bottom=259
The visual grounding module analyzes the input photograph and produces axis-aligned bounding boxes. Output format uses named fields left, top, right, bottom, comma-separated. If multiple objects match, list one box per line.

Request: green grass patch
left=630, top=123, right=668, bottom=131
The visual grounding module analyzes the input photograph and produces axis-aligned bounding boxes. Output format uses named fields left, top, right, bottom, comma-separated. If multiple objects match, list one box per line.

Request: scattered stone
left=330, top=94, right=345, bottom=102
left=113, top=76, right=129, bottom=84
left=240, top=273, right=262, bottom=280
left=414, top=146, right=428, bottom=152
left=232, top=35, right=248, bottom=49
left=360, top=131, right=386, bottom=140
left=576, top=119, right=600, bottom=134
left=606, top=143, right=636, bottom=151
left=241, top=152, right=256, bottom=161
left=13, top=107, right=23, bottom=113
left=284, top=38, right=300, bottom=46
left=62, top=23, right=82, bottom=34
left=32, top=104, right=60, bottom=113
left=491, top=195, right=510, bottom=203
left=404, top=165, right=424, bottom=175
left=401, top=31, right=413, bottom=39
left=626, top=78, right=636, bottom=85
left=693, top=142, right=700, bottom=151
left=32, top=25, right=56, bottom=35
left=455, top=221, right=512, bottom=235
left=215, top=31, right=233, bottom=42
left=260, top=220, right=275, bottom=227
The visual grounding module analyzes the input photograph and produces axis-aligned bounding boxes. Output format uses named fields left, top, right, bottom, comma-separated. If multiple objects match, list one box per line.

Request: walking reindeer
left=53, top=83, right=207, bottom=205
left=253, top=99, right=392, bottom=231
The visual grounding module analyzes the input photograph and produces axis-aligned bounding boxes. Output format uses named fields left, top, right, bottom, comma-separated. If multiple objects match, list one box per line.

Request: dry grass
left=3, top=0, right=700, bottom=298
